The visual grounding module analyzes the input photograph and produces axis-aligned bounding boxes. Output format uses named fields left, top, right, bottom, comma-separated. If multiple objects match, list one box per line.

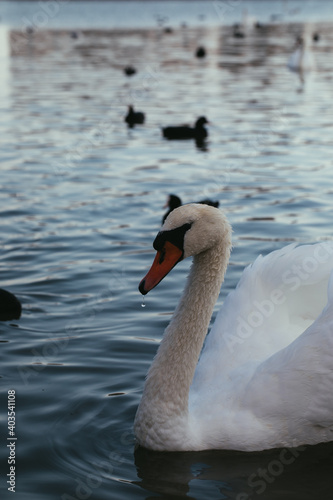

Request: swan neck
left=135, top=239, right=230, bottom=448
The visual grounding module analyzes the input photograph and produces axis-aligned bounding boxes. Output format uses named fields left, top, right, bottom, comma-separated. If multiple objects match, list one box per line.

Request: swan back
left=192, top=242, right=333, bottom=382
left=189, top=241, right=333, bottom=450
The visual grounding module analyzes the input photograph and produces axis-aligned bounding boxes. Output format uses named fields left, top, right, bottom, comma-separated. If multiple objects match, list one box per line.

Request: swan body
left=288, top=36, right=315, bottom=73
left=135, top=204, right=333, bottom=451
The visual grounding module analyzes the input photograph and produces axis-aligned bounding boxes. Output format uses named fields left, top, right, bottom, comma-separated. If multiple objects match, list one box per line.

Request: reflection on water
left=1, top=4, right=333, bottom=499
left=135, top=443, right=333, bottom=499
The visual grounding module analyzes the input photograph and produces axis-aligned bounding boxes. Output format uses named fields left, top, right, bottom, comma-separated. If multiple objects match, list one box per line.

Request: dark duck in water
left=125, top=105, right=145, bottom=128
left=162, top=194, right=219, bottom=223
left=195, top=46, right=206, bottom=58
left=162, top=116, right=208, bottom=141
left=124, top=65, right=137, bottom=76
left=0, top=289, right=22, bottom=321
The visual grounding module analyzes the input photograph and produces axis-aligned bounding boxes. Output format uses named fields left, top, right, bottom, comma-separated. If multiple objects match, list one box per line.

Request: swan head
left=139, top=203, right=231, bottom=295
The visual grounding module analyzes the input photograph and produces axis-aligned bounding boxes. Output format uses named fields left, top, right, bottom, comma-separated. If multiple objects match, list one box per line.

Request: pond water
left=1, top=1, right=333, bottom=499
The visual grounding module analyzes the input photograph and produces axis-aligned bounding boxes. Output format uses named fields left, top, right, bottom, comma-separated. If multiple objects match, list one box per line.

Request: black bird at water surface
left=0, top=289, right=21, bottom=321
left=162, top=194, right=219, bottom=223
left=125, top=105, right=145, bottom=127
left=162, top=116, right=209, bottom=141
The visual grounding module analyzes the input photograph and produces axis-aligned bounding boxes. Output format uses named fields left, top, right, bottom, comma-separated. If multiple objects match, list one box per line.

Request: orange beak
left=139, top=241, right=183, bottom=295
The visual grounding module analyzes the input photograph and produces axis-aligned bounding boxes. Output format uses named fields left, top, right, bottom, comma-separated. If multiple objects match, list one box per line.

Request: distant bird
left=162, top=116, right=209, bottom=142
left=125, top=105, right=145, bottom=127
left=287, top=36, right=315, bottom=73
left=162, top=194, right=182, bottom=222
left=196, top=46, right=206, bottom=58
left=0, top=289, right=21, bottom=321
left=162, top=194, right=219, bottom=223
left=233, top=24, right=245, bottom=38
left=313, top=33, right=320, bottom=42
left=124, top=66, right=137, bottom=76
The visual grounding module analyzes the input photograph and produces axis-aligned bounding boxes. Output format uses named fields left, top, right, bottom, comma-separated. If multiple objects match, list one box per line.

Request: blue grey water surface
left=1, top=1, right=333, bottom=499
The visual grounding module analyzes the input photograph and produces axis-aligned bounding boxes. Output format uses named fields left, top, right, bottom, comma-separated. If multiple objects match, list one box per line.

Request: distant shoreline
left=2, top=0, right=331, bottom=31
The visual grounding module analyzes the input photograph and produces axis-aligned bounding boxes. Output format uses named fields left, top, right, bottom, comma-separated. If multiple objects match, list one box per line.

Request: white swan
left=287, top=36, right=315, bottom=73
left=135, top=204, right=333, bottom=452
